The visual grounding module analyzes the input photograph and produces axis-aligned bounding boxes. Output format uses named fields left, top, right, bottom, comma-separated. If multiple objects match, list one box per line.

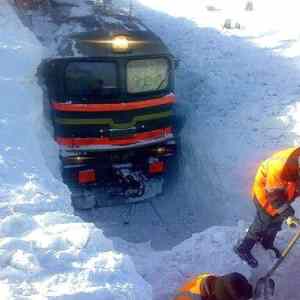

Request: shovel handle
left=266, top=228, right=300, bottom=278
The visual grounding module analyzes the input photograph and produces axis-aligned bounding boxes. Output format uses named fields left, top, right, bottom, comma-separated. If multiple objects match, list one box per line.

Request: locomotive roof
left=58, top=15, right=171, bottom=58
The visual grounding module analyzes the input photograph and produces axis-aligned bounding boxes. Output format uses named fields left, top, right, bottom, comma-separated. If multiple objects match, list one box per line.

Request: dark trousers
left=246, top=198, right=283, bottom=248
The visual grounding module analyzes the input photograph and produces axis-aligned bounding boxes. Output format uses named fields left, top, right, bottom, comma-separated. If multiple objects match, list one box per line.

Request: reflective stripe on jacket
left=252, top=147, right=300, bottom=216
left=174, top=273, right=216, bottom=300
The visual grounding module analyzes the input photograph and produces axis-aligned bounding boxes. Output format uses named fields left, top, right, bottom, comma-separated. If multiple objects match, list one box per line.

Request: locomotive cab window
left=65, top=62, right=118, bottom=99
left=127, top=58, right=169, bottom=94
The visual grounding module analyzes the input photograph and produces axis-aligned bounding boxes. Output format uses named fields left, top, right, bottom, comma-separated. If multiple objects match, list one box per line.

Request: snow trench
left=2, top=1, right=300, bottom=300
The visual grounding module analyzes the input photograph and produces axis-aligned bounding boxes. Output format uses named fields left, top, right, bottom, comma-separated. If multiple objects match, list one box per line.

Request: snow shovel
left=254, top=227, right=300, bottom=299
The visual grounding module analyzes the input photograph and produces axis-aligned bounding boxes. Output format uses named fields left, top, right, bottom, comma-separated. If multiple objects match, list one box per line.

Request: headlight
left=112, top=36, right=129, bottom=53
left=63, top=156, right=95, bottom=165
left=82, top=36, right=144, bottom=53
left=156, top=147, right=167, bottom=155
left=151, top=147, right=169, bottom=155
left=151, top=145, right=176, bottom=156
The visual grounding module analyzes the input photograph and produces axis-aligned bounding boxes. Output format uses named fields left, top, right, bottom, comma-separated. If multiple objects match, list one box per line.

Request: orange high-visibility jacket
left=252, top=147, right=300, bottom=216
left=174, top=273, right=216, bottom=300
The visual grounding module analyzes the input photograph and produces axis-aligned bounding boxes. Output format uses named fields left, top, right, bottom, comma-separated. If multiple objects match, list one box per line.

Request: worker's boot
left=261, top=232, right=281, bottom=259
left=233, top=237, right=258, bottom=268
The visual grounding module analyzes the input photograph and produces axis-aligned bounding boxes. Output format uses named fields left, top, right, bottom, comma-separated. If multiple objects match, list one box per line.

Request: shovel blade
left=254, top=277, right=275, bottom=299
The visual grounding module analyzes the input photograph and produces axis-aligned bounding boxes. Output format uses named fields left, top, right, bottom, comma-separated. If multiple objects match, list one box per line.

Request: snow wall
left=0, top=2, right=152, bottom=299
left=129, top=1, right=300, bottom=299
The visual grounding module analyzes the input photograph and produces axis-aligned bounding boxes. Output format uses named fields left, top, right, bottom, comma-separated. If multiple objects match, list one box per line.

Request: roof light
left=112, top=36, right=129, bottom=52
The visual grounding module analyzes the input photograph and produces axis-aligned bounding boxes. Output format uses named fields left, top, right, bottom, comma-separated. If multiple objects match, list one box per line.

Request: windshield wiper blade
left=155, top=77, right=167, bottom=90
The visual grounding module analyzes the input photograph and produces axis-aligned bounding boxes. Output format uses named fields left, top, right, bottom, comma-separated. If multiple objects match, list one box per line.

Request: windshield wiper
left=155, top=77, right=168, bottom=90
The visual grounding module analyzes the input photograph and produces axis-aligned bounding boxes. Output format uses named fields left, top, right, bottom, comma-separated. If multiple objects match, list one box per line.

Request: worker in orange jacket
left=234, top=147, right=300, bottom=268
left=174, top=272, right=252, bottom=300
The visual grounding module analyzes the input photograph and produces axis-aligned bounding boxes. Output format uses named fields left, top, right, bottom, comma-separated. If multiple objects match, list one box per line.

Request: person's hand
left=286, top=216, right=300, bottom=228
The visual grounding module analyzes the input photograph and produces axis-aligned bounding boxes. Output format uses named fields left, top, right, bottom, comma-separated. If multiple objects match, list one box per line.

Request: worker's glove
left=277, top=204, right=295, bottom=222
left=286, top=216, right=300, bottom=228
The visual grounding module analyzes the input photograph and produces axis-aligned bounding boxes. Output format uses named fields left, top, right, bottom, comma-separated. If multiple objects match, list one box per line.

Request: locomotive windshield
left=65, top=62, right=119, bottom=98
left=64, top=58, right=171, bottom=101
left=127, top=58, right=169, bottom=94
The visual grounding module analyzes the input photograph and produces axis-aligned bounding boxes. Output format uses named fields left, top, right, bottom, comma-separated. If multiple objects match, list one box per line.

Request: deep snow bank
left=0, top=1, right=151, bottom=299
left=115, top=225, right=250, bottom=300
left=115, top=223, right=300, bottom=300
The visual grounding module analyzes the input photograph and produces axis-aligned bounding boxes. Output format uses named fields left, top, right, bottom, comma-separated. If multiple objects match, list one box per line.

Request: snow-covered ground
left=0, top=2, right=151, bottom=299
left=3, top=0, right=300, bottom=299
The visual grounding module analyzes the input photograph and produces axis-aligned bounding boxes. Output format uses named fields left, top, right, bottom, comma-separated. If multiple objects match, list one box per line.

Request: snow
left=3, top=0, right=300, bottom=300
left=113, top=1, right=300, bottom=299
left=0, top=1, right=151, bottom=299
left=70, top=2, right=94, bottom=17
